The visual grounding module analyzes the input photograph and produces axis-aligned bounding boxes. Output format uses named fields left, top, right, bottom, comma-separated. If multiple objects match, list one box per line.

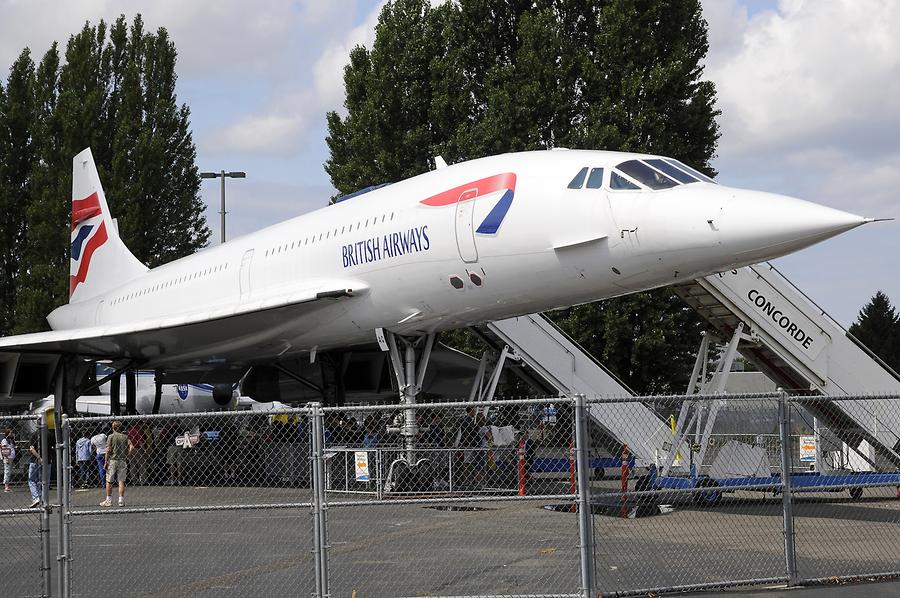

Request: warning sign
left=799, top=435, right=816, bottom=463
left=355, top=451, right=370, bottom=482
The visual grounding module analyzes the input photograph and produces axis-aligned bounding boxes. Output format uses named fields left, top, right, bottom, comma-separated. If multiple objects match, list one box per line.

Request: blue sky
left=1, top=0, right=898, bottom=327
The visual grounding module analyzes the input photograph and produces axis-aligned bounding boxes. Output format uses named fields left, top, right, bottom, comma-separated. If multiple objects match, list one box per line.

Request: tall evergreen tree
left=849, top=291, right=900, bottom=371
left=325, top=0, right=718, bottom=392
left=14, top=45, right=63, bottom=334
left=0, top=50, right=39, bottom=336
left=0, top=50, right=35, bottom=330
left=4, top=15, right=209, bottom=333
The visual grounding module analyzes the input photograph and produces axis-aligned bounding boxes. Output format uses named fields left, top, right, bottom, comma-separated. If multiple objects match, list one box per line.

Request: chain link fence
left=0, top=414, right=52, bottom=597
left=63, top=409, right=314, bottom=597
left=3, top=392, right=900, bottom=597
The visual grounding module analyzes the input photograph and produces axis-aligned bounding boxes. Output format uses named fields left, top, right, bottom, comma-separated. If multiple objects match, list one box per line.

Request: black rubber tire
left=849, top=486, right=863, bottom=500
left=693, top=477, right=722, bottom=507
left=634, top=475, right=659, bottom=517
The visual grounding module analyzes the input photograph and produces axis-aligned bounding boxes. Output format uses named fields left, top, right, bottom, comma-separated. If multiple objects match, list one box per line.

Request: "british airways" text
left=342, top=225, right=431, bottom=268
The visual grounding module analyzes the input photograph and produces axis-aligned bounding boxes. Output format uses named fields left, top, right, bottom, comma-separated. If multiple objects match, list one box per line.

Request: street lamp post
left=200, top=170, right=246, bottom=243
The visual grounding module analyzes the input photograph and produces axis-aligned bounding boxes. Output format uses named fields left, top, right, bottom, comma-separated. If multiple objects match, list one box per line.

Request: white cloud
left=313, top=2, right=385, bottom=114
left=702, top=0, right=900, bottom=325
left=703, top=0, right=900, bottom=162
left=206, top=112, right=306, bottom=154
left=0, top=0, right=377, bottom=156
left=0, top=0, right=301, bottom=77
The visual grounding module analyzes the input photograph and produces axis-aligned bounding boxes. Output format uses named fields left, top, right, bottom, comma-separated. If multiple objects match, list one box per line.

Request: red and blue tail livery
left=420, top=172, right=516, bottom=234
left=69, top=191, right=108, bottom=296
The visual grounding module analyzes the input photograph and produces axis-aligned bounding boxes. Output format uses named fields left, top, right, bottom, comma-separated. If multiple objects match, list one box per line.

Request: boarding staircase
left=476, top=313, right=673, bottom=467
left=674, top=263, right=900, bottom=469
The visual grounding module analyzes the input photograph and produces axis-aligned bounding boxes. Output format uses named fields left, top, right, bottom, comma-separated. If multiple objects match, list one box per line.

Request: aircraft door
left=606, top=191, right=646, bottom=255
left=455, top=189, right=478, bottom=263
left=605, top=191, right=654, bottom=291
left=239, top=249, right=254, bottom=301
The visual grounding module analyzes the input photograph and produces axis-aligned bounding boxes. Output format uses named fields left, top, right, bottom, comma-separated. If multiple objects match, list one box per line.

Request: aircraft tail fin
left=69, top=148, right=147, bottom=303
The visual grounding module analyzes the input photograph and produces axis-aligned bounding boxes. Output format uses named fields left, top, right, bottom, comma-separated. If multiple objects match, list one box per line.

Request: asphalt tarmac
left=1, top=482, right=898, bottom=597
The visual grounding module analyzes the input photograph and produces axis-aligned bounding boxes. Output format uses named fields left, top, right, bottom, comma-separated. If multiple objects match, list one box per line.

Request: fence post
left=778, top=389, right=799, bottom=586
left=447, top=448, right=453, bottom=493
left=573, top=394, right=595, bottom=598
left=60, top=418, right=72, bottom=598
left=620, top=445, right=630, bottom=519
left=55, top=414, right=66, bottom=597
left=518, top=434, right=527, bottom=496
left=39, top=417, right=51, bottom=598
left=309, top=403, right=330, bottom=598
left=376, top=449, right=384, bottom=501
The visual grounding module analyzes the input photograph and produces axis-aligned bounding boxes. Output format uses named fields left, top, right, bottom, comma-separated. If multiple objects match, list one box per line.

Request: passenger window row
left=111, top=263, right=229, bottom=305
left=264, top=212, right=396, bottom=258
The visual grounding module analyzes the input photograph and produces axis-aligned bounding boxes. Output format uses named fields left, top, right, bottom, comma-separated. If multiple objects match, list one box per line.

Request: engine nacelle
left=241, top=366, right=281, bottom=403
left=212, top=384, right=234, bottom=406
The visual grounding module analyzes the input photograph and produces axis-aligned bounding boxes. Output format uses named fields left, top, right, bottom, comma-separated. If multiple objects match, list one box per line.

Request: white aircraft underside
left=0, top=148, right=871, bottom=385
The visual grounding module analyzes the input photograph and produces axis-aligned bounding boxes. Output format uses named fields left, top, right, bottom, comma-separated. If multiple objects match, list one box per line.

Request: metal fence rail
left=1, top=393, right=899, bottom=597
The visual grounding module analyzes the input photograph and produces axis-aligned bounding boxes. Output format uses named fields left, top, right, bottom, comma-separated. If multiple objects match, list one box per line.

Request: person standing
left=75, top=430, right=93, bottom=488
left=100, top=421, right=133, bottom=507
left=27, top=429, right=42, bottom=508
left=2, top=428, right=16, bottom=492
left=90, top=429, right=108, bottom=486
left=126, top=423, right=146, bottom=485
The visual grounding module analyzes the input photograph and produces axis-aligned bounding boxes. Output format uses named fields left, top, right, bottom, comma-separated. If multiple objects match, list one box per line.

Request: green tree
left=5, top=15, right=209, bottom=333
left=849, top=291, right=900, bottom=372
left=325, top=0, right=717, bottom=393
left=13, top=45, right=63, bottom=334
left=0, top=50, right=39, bottom=335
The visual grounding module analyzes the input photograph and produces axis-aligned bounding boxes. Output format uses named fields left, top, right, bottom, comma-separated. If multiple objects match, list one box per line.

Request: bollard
left=620, top=444, right=630, bottom=519
left=518, top=435, right=527, bottom=496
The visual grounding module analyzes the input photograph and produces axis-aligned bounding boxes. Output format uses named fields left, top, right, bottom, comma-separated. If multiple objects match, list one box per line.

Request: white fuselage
left=46, top=150, right=865, bottom=368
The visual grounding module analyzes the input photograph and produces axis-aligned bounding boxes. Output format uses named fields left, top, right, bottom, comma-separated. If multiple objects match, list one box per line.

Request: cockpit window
left=644, top=159, right=699, bottom=184
left=616, top=160, right=678, bottom=190
left=664, top=158, right=716, bottom=184
left=567, top=167, right=588, bottom=189
left=610, top=171, right=641, bottom=190
left=586, top=168, right=604, bottom=189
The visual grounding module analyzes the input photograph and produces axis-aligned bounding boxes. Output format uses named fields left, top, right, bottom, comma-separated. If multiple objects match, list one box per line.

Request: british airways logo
left=419, top=172, right=516, bottom=234
left=70, top=191, right=108, bottom=296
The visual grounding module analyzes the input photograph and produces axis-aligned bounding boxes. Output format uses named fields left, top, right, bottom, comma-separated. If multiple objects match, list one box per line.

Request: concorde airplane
left=0, top=147, right=875, bottom=416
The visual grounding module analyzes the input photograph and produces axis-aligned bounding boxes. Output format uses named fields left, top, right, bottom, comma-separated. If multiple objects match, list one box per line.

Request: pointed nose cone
left=721, top=190, right=868, bottom=266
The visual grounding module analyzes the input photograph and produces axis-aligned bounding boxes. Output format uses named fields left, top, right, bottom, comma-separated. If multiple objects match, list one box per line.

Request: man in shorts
left=100, top=421, right=134, bottom=507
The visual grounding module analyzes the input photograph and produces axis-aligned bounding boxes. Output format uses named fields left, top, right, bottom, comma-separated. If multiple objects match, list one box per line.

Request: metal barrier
left=586, top=392, right=900, bottom=596
left=2, top=393, right=900, bottom=597
left=0, top=413, right=51, bottom=597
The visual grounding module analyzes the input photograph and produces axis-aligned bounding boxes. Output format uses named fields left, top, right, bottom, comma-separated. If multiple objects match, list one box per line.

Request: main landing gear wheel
left=693, top=477, right=722, bottom=507
left=634, top=475, right=659, bottom=517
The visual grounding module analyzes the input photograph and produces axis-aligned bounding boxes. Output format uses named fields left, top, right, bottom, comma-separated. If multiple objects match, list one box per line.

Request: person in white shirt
left=90, top=432, right=108, bottom=487
left=75, top=431, right=93, bottom=488
left=2, top=428, right=17, bottom=492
